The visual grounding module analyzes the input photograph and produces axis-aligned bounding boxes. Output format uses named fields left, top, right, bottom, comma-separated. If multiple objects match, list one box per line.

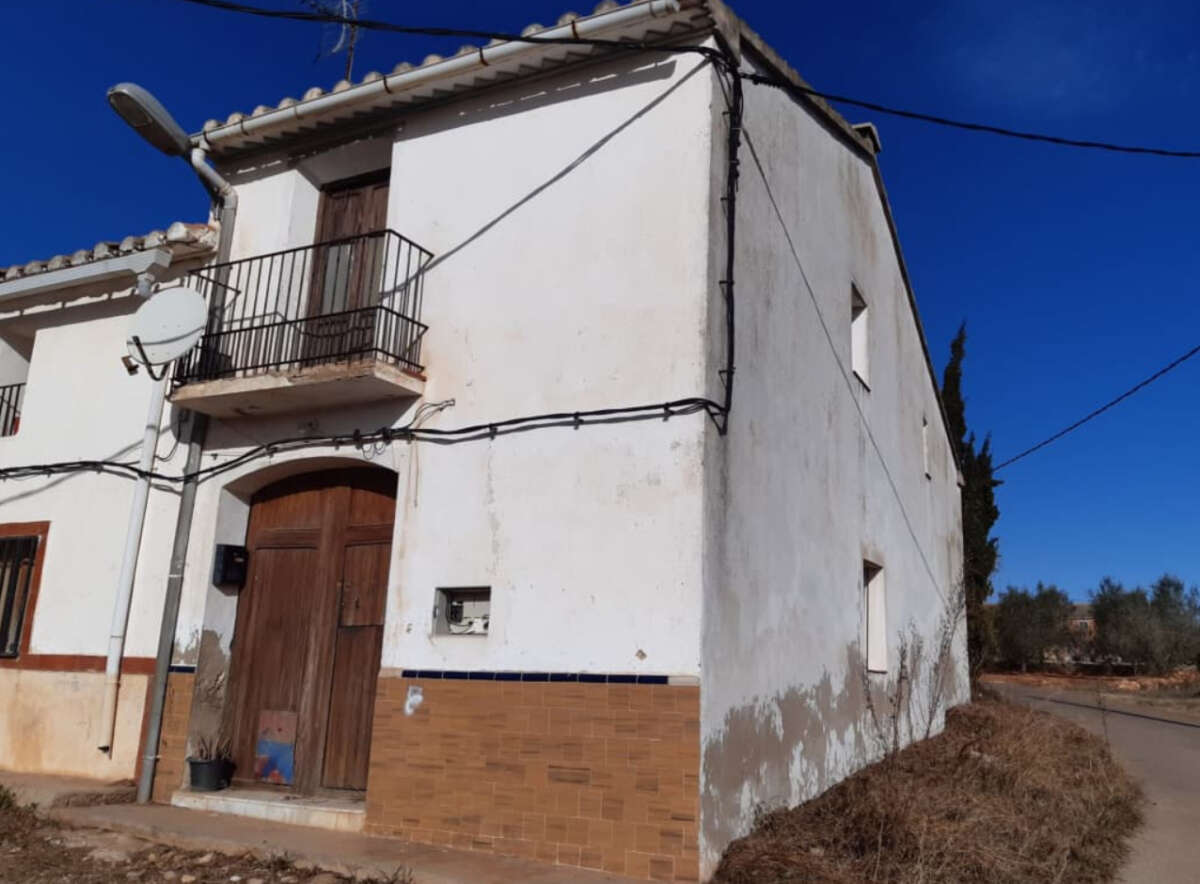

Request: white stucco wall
left=173, top=50, right=720, bottom=679
left=0, top=285, right=195, bottom=779
left=0, top=48, right=721, bottom=781
left=0, top=301, right=190, bottom=658
left=696, top=55, right=968, bottom=874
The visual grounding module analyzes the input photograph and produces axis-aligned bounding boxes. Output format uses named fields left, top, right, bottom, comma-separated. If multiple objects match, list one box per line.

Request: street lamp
left=105, top=81, right=237, bottom=805
left=96, top=82, right=197, bottom=761
left=107, top=81, right=237, bottom=240
left=107, top=83, right=193, bottom=157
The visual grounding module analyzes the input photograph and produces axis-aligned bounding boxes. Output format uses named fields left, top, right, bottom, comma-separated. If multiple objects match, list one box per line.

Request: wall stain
left=702, top=643, right=869, bottom=859
left=838, top=151, right=878, bottom=263
left=702, top=633, right=967, bottom=866
left=186, top=628, right=230, bottom=753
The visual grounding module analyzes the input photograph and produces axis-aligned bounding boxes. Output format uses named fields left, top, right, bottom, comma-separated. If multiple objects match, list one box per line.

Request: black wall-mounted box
left=212, top=544, right=249, bottom=588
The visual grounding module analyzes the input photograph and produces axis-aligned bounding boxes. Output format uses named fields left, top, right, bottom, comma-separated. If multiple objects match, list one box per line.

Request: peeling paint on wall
left=701, top=632, right=965, bottom=864
left=186, top=628, right=231, bottom=755
left=700, top=644, right=870, bottom=856
left=173, top=628, right=201, bottom=668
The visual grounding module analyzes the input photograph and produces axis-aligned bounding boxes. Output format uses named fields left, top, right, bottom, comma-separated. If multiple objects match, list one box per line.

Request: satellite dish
left=127, top=285, right=208, bottom=366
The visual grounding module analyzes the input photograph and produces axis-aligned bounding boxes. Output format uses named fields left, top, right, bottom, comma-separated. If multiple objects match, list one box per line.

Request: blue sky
left=4, top=1, right=1199, bottom=600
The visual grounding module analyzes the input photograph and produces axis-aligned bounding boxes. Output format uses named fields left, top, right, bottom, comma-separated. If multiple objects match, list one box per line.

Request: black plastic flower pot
left=187, top=757, right=230, bottom=792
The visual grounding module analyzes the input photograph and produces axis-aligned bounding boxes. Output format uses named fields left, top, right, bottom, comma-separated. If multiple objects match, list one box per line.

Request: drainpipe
left=98, top=271, right=169, bottom=754
left=136, top=148, right=236, bottom=801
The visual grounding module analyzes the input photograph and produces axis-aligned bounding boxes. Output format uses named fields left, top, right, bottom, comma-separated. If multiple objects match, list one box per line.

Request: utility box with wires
left=433, top=587, right=491, bottom=636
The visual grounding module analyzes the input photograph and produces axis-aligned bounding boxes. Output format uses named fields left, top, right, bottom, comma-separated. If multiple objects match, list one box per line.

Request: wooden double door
left=226, top=468, right=395, bottom=794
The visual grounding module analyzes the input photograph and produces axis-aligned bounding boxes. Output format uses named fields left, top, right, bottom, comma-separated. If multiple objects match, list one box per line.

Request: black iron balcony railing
left=175, top=229, right=433, bottom=386
left=0, top=383, right=23, bottom=438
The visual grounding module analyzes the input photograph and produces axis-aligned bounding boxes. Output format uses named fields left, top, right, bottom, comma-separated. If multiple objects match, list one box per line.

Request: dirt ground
left=983, top=669, right=1200, bottom=723
left=0, top=795, right=410, bottom=884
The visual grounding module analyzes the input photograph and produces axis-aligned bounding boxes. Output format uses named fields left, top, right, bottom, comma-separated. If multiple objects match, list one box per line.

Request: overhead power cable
left=176, top=0, right=722, bottom=59
left=33, top=0, right=1185, bottom=492
left=743, top=73, right=1200, bottom=159
left=181, top=0, right=1200, bottom=160
left=995, top=342, right=1200, bottom=470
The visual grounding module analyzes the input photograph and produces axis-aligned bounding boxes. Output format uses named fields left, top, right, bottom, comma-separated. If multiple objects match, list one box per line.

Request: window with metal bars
left=0, top=535, right=38, bottom=658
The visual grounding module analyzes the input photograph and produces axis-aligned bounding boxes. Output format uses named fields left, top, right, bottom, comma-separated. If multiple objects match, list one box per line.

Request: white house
left=0, top=1, right=967, bottom=880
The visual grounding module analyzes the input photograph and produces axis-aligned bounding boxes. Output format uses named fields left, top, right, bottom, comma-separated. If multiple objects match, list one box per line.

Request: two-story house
left=0, top=1, right=967, bottom=880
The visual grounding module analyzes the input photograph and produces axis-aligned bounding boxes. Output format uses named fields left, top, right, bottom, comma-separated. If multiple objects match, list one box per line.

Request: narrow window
left=0, top=383, right=23, bottom=438
left=0, top=533, right=40, bottom=658
left=850, top=285, right=869, bottom=387
left=864, top=561, right=886, bottom=673
left=922, top=417, right=931, bottom=479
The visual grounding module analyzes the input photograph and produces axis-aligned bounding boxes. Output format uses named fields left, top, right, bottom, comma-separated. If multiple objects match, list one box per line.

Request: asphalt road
left=994, top=682, right=1200, bottom=883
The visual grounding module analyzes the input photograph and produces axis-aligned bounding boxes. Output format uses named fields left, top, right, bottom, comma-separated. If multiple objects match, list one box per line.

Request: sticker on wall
left=254, top=709, right=297, bottom=785
left=404, top=685, right=423, bottom=716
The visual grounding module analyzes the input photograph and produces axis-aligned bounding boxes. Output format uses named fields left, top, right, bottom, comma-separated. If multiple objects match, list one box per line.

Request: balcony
left=172, top=230, right=432, bottom=418
left=0, top=383, right=22, bottom=437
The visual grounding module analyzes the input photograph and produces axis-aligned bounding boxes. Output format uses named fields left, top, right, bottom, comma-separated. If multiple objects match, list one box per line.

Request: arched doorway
left=224, top=467, right=395, bottom=794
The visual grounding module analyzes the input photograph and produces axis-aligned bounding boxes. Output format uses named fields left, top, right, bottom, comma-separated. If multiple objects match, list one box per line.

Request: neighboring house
left=0, top=1, right=966, bottom=880
left=1057, top=603, right=1097, bottom=664
left=1070, top=603, right=1096, bottom=641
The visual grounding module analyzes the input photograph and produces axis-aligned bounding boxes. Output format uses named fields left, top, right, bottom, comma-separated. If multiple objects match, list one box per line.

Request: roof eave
left=0, top=248, right=173, bottom=304
left=193, top=0, right=714, bottom=158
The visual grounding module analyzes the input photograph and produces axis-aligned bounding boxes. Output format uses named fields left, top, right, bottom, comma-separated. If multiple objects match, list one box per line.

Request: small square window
left=864, top=561, right=886, bottom=673
left=850, top=285, right=869, bottom=387
left=433, top=587, right=491, bottom=636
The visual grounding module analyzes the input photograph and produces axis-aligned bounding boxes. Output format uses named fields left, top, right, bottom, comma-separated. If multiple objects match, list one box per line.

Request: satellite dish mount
left=126, top=284, right=208, bottom=381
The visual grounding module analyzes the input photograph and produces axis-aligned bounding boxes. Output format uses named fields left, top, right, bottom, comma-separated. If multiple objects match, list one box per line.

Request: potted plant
left=187, top=736, right=233, bottom=792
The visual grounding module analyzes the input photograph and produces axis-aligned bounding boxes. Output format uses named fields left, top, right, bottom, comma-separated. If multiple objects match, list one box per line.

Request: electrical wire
left=180, top=0, right=1200, bottom=160
left=994, top=341, right=1200, bottom=470
left=0, top=397, right=719, bottom=485
left=176, top=0, right=726, bottom=63
left=743, top=72, right=1200, bottom=159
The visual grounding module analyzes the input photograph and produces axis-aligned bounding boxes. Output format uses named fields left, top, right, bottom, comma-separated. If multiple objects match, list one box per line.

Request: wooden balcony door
left=225, top=468, right=396, bottom=794
left=303, top=170, right=390, bottom=365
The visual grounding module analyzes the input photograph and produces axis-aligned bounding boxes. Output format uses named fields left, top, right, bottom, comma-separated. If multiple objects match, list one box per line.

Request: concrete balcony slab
left=170, top=358, right=424, bottom=418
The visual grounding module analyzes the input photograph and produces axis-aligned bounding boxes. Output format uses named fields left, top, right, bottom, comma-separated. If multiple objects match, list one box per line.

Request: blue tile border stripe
left=399, top=669, right=673, bottom=685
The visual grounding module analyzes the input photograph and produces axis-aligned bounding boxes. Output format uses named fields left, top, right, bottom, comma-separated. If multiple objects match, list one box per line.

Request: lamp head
left=107, top=83, right=192, bottom=157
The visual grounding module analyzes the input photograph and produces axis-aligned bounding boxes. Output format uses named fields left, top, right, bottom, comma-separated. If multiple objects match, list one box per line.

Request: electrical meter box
left=212, top=544, right=249, bottom=588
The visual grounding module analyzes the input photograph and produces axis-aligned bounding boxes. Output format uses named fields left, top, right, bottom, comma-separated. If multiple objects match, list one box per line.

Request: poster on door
left=254, top=709, right=297, bottom=785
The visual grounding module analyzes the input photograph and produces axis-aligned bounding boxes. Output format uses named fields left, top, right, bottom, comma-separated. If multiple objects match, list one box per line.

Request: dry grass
left=715, top=698, right=1142, bottom=883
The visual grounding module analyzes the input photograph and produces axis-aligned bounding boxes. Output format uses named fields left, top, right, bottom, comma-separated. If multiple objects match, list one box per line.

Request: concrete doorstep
left=51, top=802, right=639, bottom=884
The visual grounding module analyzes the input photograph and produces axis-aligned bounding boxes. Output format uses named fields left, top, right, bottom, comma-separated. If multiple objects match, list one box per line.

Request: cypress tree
left=941, top=324, right=1001, bottom=681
